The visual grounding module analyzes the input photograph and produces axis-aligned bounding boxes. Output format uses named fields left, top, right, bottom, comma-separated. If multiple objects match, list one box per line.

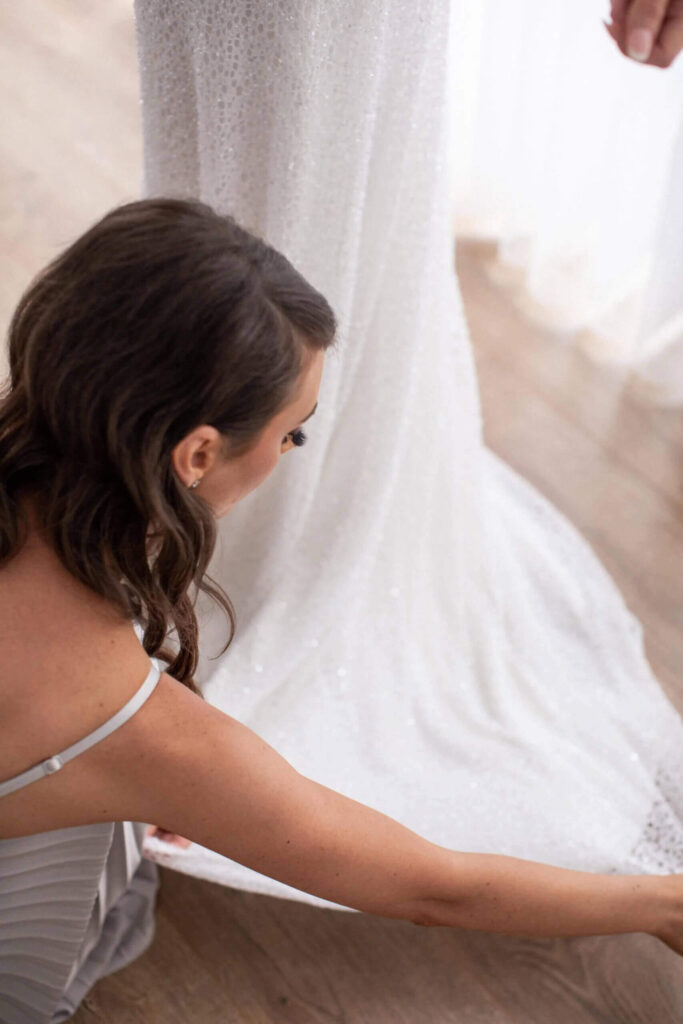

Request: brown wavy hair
left=0, top=198, right=338, bottom=696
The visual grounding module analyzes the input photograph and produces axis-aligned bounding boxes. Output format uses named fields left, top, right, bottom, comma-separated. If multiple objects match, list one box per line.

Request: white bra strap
left=0, top=661, right=162, bottom=799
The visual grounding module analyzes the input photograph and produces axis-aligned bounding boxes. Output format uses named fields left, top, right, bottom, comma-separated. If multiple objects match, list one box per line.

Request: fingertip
left=627, top=27, right=654, bottom=61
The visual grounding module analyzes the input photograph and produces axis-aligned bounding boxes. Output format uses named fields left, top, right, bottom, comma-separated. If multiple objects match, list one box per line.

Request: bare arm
left=101, top=669, right=680, bottom=945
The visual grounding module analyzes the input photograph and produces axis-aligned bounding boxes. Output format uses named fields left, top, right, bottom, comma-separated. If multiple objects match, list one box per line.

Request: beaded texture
left=136, top=0, right=683, bottom=904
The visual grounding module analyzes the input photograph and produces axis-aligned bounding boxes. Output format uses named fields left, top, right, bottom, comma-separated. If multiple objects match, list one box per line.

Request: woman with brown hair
left=0, top=197, right=682, bottom=1022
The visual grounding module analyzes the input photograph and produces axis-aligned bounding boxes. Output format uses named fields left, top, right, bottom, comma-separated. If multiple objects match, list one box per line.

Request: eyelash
left=284, top=428, right=308, bottom=447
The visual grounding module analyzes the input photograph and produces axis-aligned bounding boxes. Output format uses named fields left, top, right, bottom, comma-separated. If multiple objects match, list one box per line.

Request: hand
left=604, top=0, right=683, bottom=67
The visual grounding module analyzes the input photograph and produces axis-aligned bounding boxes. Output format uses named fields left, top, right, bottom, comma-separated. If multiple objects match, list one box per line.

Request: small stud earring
left=189, top=479, right=201, bottom=489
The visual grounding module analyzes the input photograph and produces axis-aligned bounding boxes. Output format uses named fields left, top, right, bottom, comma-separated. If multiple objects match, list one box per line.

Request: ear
left=171, top=424, right=223, bottom=486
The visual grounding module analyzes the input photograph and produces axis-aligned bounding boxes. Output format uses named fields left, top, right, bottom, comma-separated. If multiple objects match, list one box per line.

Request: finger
left=625, top=0, right=669, bottom=60
left=171, top=834, right=192, bottom=848
left=610, top=0, right=629, bottom=22
left=153, top=827, right=191, bottom=847
left=602, top=18, right=627, bottom=55
left=650, top=8, right=683, bottom=67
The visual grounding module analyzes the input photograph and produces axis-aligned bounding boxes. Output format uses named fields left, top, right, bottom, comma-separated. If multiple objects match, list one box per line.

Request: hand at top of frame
left=604, top=0, right=683, bottom=67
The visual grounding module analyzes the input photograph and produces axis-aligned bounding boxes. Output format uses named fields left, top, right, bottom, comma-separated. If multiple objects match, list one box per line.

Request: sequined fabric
left=135, top=0, right=683, bottom=905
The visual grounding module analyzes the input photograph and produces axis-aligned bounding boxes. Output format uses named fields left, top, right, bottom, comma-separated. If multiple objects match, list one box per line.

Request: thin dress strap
left=0, top=661, right=162, bottom=799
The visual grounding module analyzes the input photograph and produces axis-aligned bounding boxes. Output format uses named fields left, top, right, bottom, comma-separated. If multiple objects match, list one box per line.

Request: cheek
left=249, top=445, right=280, bottom=486
left=227, top=439, right=281, bottom=503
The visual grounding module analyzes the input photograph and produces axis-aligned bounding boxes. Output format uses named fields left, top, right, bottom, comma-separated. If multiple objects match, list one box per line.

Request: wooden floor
left=2, top=2, right=683, bottom=1021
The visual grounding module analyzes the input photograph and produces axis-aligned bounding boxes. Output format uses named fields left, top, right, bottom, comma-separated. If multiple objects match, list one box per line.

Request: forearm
left=277, top=779, right=666, bottom=940
left=407, top=850, right=665, bottom=938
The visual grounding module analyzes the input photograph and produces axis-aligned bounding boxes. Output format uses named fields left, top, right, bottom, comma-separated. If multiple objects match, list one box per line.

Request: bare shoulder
left=0, top=534, right=144, bottom=736
left=0, top=611, right=303, bottom=867
left=0, top=535, right=157, bottom=836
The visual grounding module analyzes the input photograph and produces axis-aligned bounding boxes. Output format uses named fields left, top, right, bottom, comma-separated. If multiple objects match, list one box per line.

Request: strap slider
left=42, top=755, right=63, bottom=776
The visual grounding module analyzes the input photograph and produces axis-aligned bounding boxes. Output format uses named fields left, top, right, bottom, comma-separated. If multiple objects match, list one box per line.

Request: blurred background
left=448, top=0, right=683, bottom=401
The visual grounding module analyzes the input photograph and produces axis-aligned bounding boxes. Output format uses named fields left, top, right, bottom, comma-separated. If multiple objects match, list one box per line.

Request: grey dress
left=0, top=659, right=163, bottom=1023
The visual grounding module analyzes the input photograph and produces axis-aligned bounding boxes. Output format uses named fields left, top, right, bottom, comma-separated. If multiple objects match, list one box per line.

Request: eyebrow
left=300, top=401, right=318, bottom=424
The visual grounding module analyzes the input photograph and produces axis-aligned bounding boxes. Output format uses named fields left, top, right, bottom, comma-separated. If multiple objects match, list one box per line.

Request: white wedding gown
left=135, top=0, right=683, bottom=908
